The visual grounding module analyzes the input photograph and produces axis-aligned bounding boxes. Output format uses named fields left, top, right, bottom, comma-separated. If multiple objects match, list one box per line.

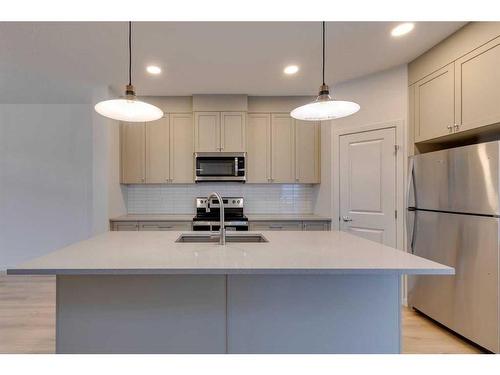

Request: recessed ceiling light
left=284, top=65, right=299, bottom=75
left=146, top=65, right=162, bottom=75
left=391, top=23, right=415, bottom=37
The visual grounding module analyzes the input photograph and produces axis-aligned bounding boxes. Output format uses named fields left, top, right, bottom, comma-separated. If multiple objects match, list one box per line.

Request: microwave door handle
left=234, top=157, right=238, bottom=176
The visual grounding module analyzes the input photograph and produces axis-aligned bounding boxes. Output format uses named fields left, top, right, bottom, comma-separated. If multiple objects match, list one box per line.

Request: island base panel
left=227, top=274, right=401, bottom=353
left=56, top=275, right=227, bottom=354
left=56, top=274, right=401, bottom=353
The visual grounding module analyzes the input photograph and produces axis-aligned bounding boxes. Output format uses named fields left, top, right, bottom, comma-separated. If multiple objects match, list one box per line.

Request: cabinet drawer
left=112, top=221, right=139, bottom=231
left=303, top=221, right=330, bottom=231
left=139, top=221, right=192, bottom=231
left=249, top=221, right=303, bottom=231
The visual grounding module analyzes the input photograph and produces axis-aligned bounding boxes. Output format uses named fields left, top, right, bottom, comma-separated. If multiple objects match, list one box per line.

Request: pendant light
left=95, top=22, right=163, bottom=122
left=291, top=22, right=360, bottom=121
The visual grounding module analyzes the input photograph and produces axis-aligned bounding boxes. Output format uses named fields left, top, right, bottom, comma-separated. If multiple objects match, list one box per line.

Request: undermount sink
left=175, top=233, right=268, bottom=243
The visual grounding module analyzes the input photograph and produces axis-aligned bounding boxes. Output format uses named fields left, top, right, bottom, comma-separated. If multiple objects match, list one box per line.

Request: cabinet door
left=112, top=221, right=139, bottom=231
left=455, top=36, right=500, bottom=132
left=221, top=112, right=246, bottom=152
left=414, top=63, right=455, bottom=142
left=247, top=113, right=271, bottom=183
left=145, top=117, right=169, bottom=184
left=194, top=112, right=220, bottom=152
left=170, top=113, right=194, bottom=183
left=121, top=122, right=145, bottom=184
left=271, top=114, right=295, bottom=183
left=295, top=120, right=320, bottom=183
left=139, top=221, right=192, bottom=231
left=303, top=221, right=330, bottom=231
left=249, top=221, right=303, bottom=231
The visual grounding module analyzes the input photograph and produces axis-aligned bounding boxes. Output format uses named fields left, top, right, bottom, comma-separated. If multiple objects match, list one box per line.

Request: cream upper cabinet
left=414, top=63, right=455, bottom=142
left=194, top=111, right=246, bottom=152
left=271, top=114, right=295, bottom=183
left=121, top=122, right=145, bottom=184
left=146, top=117, right=170, bottom=183
left=247, top=113, right=271, bottom=183
left=194, top=112, right=221, bottom=152
left=170, top=113, right=194, bottom=183
left=121, top=113, right=194, bottom=184
left=295, top=120, right=320, bottom=183
left=221, top=112, right=246, bottom=152
left=455, top=36, right=500, bottom=133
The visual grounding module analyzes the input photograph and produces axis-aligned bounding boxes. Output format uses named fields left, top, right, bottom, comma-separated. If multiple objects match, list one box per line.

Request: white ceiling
left=0, top=22, right=465, bottom=102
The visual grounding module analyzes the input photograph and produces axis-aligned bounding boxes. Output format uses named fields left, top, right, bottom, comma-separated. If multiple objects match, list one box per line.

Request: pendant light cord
left=322, top=21, right=325, bottom=86
left=128, top=21, right=132, bottom=86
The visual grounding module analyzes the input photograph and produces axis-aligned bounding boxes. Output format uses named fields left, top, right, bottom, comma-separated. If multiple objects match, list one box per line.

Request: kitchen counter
left=110, top=214, right=193, bottom=222
left=7, top=231, right=452, bottom=354
left=110, top=213, right=331, bottom=222
left=7, top=230, right=450, bottom=275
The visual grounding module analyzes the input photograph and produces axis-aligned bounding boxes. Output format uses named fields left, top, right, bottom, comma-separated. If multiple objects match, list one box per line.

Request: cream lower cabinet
left=194, top=111, right=246, bottom=152
left=303, top=221, right=330, bottom=231
left=121, top=113, right=194, bottom=184
left=414, top=63, right=455, bottom=142
left=138, top=221, right=192, bottom=231
left=247, top=113, right=320, bottom=184
left=121, top=123, right=146, bottom=184
left=249, top=220, right=330, bottom=231
left=112, top=221, right=191, bottom=231
left=112, top=221, right=139, bottom=231
left=249, top=221, right=303, bottom=231
left=455, top=36, right=500, bottom=133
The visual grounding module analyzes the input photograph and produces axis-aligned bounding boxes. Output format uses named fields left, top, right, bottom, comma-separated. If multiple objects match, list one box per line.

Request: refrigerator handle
left=406, top=158, right=417, bottom=253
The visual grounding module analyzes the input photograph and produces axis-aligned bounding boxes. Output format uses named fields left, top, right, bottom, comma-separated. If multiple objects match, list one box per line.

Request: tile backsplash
left=126, top=183, right=314, bottom=214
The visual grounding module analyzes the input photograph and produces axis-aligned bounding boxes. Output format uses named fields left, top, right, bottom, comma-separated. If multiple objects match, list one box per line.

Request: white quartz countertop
left=7, top=231, right=453, bottom=276
left=110, top=214, right=331, bottom=222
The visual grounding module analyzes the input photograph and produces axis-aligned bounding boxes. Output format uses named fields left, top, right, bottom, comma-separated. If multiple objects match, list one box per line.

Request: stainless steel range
left=192, top=197, right=248, bottom=231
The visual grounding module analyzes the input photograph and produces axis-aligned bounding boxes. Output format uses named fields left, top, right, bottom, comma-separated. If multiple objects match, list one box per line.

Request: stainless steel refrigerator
left=407, top=141, right=500, bottom=353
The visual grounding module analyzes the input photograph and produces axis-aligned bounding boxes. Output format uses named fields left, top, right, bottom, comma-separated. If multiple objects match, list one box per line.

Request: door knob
left=342, top=216, right=353, bottom=222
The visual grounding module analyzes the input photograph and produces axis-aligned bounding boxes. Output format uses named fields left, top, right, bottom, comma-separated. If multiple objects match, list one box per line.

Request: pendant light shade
left=95, top=86, right=163, bottom=122
left=291, top=22, right=359, bottom=121
left=95, top=22, right=163, bottom=122
left=291, top=84, right=360, bottom=121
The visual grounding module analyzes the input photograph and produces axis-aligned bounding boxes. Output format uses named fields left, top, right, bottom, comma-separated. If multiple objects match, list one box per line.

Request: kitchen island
left=7, top=230, right=453, bottom=354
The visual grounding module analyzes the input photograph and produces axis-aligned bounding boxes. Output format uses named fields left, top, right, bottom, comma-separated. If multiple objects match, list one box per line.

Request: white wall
left=0, top=85, right=122, bottom=269
left=0, top=104, right=93, bottom=268
left=313, top=65, right=408, bottom=218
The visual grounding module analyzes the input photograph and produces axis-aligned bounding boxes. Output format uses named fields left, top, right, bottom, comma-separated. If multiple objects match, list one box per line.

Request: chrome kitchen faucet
left=206, top=192, right=225, bottom=245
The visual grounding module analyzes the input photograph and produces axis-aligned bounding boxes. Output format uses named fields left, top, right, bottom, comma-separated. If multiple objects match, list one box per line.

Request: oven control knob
left=232, top=200, right=236, bottom=204
left=237, top=200, right=240, bottom=204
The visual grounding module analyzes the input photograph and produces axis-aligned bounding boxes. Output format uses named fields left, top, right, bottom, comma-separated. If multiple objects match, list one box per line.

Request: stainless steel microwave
left=195, top=152, right=246, bottom=182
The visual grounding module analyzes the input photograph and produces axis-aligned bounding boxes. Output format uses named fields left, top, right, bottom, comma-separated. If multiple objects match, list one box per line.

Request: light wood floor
left=0, top=274, right=485, bottom=354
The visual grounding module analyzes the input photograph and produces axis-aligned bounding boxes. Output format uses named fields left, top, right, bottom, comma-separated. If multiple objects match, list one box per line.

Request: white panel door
left=339, top=128, right=397, bottom=246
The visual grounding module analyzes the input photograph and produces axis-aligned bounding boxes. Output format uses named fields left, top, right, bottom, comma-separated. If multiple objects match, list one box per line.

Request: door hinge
left=394, top=145, right=400, bottom=153
left=395, top=210, right=398, bottom=219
